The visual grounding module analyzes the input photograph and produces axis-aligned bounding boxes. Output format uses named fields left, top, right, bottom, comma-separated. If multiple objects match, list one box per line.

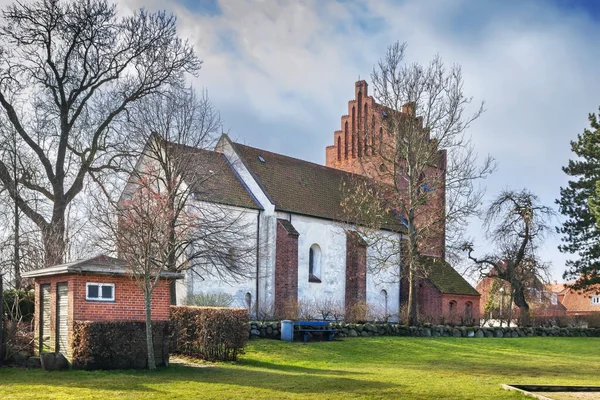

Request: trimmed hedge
left=171, top=306, right=248, bottom=361
left=71, top=321, right=170, bottom=370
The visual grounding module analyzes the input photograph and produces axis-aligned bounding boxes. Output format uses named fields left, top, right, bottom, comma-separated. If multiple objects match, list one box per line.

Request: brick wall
left=442, top=294, right=480, bottom=325
left=33, top=274, right=172, bottom=356
left=274, top=219, right=299, bottom=318
left=326, top=80, right=446, bottom=259
left=345, top=231, right=367, bottom=316
left=400, top=278, right=480, bottom=325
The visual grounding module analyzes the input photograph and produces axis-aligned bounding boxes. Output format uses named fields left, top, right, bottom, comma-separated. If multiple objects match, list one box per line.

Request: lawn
left=1, top=337, right=599, bottom=399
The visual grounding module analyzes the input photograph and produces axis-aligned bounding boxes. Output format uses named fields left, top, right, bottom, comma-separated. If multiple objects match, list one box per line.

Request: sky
left=3, top=0, right=598, bottom=281
left=111, top=0, right=600, bottom=282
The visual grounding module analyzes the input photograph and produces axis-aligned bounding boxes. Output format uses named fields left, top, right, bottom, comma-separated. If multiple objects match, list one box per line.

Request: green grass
left=1, top=337, right=599, bottom=399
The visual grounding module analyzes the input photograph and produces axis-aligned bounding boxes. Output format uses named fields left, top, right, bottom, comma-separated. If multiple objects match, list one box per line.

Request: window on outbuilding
left=86, top=283, right=115, bottom=302
left=309, top=244, right=322, bottom=283
left=591, top=295, right=600, bottom=305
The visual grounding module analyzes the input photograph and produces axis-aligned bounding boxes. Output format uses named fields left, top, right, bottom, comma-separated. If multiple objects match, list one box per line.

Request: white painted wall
left=286, top=212, right=402, bottom=319
left=177, top=201, right=260, bottom=313
left=179, top=136, right=404, bottom=320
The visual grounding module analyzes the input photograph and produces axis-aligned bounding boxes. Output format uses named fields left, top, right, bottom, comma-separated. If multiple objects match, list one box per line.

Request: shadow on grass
left=373, top=338, right=600, bottom=380
left=0, top=363, right=399, bottom=396
left=238, top=358, right=368, bottom=376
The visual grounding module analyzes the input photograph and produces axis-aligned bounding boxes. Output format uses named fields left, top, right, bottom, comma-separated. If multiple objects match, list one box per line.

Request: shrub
left=71, top=321, right=170, bottom=370
left=345, top=301, right=371, bottom=323
left=171, top=306, right=248, bottom=361
left=2, top=321, right=34, bottom=363
left=186, top=292, right=234, bottom=307
left=2, top=289, right=34, bottom=321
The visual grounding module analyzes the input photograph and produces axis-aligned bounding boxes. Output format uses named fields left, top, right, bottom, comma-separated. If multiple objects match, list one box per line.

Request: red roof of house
left=560, top=286, right=600, bottom=313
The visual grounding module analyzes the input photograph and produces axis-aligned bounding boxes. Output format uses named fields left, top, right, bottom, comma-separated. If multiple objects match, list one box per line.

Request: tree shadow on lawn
left=0, top=364, right=399, bottom=396
left=238, top=358, right=369, bottom=376
left=388, top=339, right=600, bottom=380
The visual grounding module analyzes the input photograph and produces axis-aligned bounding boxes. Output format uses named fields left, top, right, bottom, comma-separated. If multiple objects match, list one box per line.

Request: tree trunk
left=407, top=262, right=418, bottom=326
left=13, top=182, right=21, bottom=289
left=512, top=286, right=530, bottom=326
left=42, top=218, right=66, bottom=267
left=144, top=289, right=156, bottom=370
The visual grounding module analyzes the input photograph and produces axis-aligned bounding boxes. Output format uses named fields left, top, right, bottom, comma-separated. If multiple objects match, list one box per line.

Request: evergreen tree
left=557, top=108, right=600, bottom=289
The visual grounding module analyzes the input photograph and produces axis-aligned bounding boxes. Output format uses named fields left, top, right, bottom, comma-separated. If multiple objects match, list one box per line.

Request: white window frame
left=86, top=282, right=115, bottom=302
left=591, top=295, right=600, bottom=306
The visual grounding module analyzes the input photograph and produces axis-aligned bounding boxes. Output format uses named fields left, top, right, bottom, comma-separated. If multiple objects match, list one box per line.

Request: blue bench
left=294, top=321, right=337, bottom=342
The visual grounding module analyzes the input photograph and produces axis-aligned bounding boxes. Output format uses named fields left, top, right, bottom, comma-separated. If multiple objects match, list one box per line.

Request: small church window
left=449, top=300, right=456, bottom=313
left=245, top=292, right=252, bottom=311
left=465, top=301, right=473, bottom=318
left=309, top=244, right=322, bottom=283
left=227, top=248, right=238, bottom=271
left=381, top=289, right=388, bottom=317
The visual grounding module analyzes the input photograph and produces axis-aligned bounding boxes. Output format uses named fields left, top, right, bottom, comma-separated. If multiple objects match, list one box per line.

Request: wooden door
left=56, top=283, right=69, bottom=356
left=40, top=284, right=51, bottom=353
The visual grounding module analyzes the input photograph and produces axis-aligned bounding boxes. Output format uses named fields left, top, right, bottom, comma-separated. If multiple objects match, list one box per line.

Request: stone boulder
left=40, top=352, right=69, bottom=371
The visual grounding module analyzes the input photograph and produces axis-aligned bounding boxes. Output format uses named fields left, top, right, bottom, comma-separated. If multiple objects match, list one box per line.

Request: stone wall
left=249, top=321, right=600, bottom=340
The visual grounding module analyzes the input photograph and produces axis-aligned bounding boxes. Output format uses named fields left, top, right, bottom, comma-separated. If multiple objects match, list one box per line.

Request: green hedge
left=71, top=321, right=170, bottom=370
left=171, top=306, right=248, bottom=361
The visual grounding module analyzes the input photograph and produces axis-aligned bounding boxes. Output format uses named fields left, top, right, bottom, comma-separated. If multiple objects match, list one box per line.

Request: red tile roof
left=232, top=141, right=405, bottom=231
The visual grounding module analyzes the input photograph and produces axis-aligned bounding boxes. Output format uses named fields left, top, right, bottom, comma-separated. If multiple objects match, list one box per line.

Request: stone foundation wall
left=249, top=321, right=600, bottom=340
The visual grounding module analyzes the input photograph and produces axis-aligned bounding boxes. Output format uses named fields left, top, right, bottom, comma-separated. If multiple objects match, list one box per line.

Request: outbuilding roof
left=422, top=257, right=480, bottom=296
left=21, top=255, right=184, bottom=279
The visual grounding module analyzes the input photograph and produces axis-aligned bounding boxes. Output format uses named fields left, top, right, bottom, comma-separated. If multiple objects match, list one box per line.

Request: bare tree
left=0, top=118, right=44, bottom=288
left=0, top=0, right=201, bottom=267
left=341, top=42, right=495, bottom=325
left=119, top=87, right=257, bottom=303
left=462, top=189, right=554, bottom=326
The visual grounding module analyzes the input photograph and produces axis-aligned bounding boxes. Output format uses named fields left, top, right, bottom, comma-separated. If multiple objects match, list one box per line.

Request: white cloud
left=120, top=0, right=600, bottom=281
left=5, top=0, right=599, bottom=280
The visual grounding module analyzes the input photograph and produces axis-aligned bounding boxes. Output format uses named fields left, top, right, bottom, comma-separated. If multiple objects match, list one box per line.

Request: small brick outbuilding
left=22, top=255, right=183, bottom=358
left=401, top=257, right=481, bottom=325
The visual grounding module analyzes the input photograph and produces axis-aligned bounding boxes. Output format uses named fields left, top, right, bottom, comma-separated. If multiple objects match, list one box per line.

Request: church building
left=128, top=80, right=480, bottom=323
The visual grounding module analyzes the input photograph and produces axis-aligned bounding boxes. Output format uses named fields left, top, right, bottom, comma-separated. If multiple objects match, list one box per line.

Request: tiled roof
left=232, top=141, right=404, bottom=231
left=169, top=142, right=261, bottom=210
left=560, top=285, right=600, bottom=313
left=422, top=257, right=480, bottom=296
left=546, top=282, right=570, bottom=295
left=278, top=219, right=299, bottom=236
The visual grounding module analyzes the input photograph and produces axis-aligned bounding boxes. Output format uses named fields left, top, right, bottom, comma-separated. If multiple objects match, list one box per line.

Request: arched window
left=381, top=289, right=388, bottom=317
left=337, top=136, right=341, bottom=161
left=308, top=244, right=322, bottom=283
left=379, top=127, right=383, bottom=151
left=245, top=292, right=252, bottom=311
left=371, top=118, right=376, bottom=150
left=449, top=300, right=457, bottom=313
left=344, top=121, right=349, bottom=159
left=465, top=301, right=473, bottom=318
left=227, top=248, right=237, bottom=271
